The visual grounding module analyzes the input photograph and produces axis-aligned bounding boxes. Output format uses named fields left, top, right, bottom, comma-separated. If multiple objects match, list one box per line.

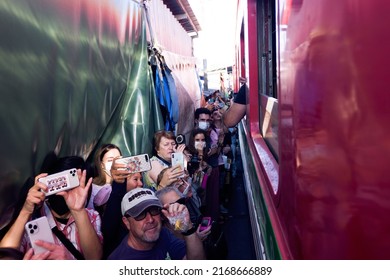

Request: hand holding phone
left=171, top=152, right=186, bottom=178
left=38, top=168, right=79, bottom=196
left=115, top=154, right=151, bottom=173
left=199, top=216, right=212, bottom=231
left=25, top=217, right=55, bottom=254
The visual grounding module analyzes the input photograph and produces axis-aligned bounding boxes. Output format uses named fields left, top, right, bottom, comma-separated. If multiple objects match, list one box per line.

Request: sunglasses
left=173, top=197, right=186, bottom=205
left=126, top=206, right=162, bottom=221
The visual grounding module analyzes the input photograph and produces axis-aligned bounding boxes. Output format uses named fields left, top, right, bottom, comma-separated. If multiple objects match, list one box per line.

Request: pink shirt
left=210, top=128, right=224, bottom=166
left=21, top=203, right=103, bottom=259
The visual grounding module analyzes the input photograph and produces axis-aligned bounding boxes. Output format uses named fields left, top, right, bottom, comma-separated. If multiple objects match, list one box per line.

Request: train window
left=257, top=0, right=279, bottom=161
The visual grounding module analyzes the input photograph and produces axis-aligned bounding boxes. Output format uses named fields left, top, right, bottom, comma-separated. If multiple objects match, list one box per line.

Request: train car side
left=236, top=0, right=390, bottom=259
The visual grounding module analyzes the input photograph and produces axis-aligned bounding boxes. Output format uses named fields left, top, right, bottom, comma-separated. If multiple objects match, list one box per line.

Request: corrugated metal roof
left=162, top=0, right=201, bottom=36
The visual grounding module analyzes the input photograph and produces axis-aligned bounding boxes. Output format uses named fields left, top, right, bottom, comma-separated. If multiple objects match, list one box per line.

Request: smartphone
left=171, top=152, right=186, bottom=178
left=39, top=168, right=79, bottom=196
left=199, top=216, right=212, bottom=231
left=25, top=216, right=55, bottom=254
left=181, top=178, right=192, bottom=196
left=115, top=153, right=151, bottom=173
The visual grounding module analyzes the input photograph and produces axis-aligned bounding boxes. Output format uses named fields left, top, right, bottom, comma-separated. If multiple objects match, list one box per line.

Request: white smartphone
left=115, top=153, right=151, bottom=173
left=38, top=168, right=80, bottom=196
left=171, top=152, right=186, bottom=178
left=25, top=216, right=55, bottom=254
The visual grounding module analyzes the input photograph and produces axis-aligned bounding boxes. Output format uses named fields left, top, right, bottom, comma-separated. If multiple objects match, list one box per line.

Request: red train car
left=235, top=0, right=390, bottom=259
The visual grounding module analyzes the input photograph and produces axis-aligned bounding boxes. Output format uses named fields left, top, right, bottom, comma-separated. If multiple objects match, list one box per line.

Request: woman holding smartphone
left=143, top=130, right=186, bottom=191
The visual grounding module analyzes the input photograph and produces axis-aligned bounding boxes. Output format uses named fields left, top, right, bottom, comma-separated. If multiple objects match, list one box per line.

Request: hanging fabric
left=154, top=60, right=176, bottom=131
left=162, top=63, right=179, bottom=126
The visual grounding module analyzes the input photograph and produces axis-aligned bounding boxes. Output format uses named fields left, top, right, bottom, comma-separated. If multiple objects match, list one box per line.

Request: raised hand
left=110, top=156, right=132, bottom=183
left=22, top=174, right=48, bottom=214
left=57, top=169, right=92, bottom=212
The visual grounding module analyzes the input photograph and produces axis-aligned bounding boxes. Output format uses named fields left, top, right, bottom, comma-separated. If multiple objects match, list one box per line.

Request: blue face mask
left=208, top=98, right=214, bottom=103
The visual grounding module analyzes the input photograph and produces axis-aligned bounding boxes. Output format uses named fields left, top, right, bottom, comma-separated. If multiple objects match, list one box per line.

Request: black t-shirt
left=234, top=84, right=248, bottom=105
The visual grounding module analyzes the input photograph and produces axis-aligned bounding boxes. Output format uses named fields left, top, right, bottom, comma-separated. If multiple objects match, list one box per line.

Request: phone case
left=171, top=152, right=186, bottom=178
left=39, top=168, right=79, bottom=196
left=171, top=152, right=184, bottom=167
left=116, top=154, right=151, bottom=173
left=25, top=216, right=55, bottom=254
left=200, top=217, right=212, bottom=231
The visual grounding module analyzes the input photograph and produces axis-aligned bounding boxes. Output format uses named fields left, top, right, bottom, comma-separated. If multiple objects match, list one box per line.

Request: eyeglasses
left=126, top=206, right=162, bottom=221
left=173, top=178, right=188, bottom=188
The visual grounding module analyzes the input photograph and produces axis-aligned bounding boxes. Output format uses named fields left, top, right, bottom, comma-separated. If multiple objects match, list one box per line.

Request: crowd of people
left=0, top=83, right=247, bottom=260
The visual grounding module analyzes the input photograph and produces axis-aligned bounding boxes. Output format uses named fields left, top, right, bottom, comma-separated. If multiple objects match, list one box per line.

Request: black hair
left=44, top=154, right=93, bottom=206
left=194, top=107, right=211, bottom=120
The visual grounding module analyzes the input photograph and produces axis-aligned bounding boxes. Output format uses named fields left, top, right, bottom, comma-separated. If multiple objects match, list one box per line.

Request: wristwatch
left=182, top=224, right=197, bottom=236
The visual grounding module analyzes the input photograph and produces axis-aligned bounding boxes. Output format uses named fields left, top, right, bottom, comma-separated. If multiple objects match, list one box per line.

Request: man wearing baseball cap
left=107, top=188, right=205, bottom=260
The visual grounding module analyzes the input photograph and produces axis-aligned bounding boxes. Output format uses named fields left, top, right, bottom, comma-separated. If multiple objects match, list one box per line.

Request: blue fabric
left=164, top=65, right=179, bottom=124
left=155, top=66, right=176, bottom=131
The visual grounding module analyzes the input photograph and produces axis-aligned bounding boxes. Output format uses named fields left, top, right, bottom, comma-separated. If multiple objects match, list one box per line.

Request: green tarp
left=0, top=0, right=163, bottom=228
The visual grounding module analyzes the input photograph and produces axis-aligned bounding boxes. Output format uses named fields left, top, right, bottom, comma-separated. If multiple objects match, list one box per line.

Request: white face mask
left=198, top=121, right=209, bottom=130
left=104, top=162, right=113, bottom=176
left=194, top=141, right=206, bottom=150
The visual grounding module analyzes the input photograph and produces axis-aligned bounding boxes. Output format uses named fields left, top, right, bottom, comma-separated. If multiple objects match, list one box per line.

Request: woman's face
left=126, top=172, right=143, bottom=192
left=157, top=136, right=176, bottom=161
left=101, top=148, right=121, bottom=174
left=194, top=133, right=206, bottom=150
left=212, top=109, right=222, bottom=121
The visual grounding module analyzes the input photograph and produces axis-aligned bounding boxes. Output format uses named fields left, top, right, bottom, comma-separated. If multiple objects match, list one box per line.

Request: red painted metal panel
left=239, top=0, right=390, bottom=259
left=278, top=0, right=390, bottom=259
left=246, top=0, right=259, bottom=133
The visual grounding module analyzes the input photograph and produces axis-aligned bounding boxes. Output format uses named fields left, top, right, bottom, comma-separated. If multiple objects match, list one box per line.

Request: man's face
left=198, top=113, right=211, bottom=123
left=195, top=113, right=211, bottom=128
left=123, top=207, right=162, bottom=245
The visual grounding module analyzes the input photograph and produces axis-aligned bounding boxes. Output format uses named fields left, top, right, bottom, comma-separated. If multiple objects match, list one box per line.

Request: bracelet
left=182, top=224, right=197, bottom=236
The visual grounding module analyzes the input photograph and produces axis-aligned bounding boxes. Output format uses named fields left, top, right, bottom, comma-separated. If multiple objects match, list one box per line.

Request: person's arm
left=182, top=228, right=206, bottom=259
left=162, top=202, right=205, bottom=260
left=60, top=170, right=102, bottom=259
left=148, top=161, right=165, bottom=184
left=0, top=209, right=31, bottom=249
left=71, top=209, right=102, bottom=259
left=223, top=102, right=246, bottom=128
left=0, top=174, right=48, bottom=249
